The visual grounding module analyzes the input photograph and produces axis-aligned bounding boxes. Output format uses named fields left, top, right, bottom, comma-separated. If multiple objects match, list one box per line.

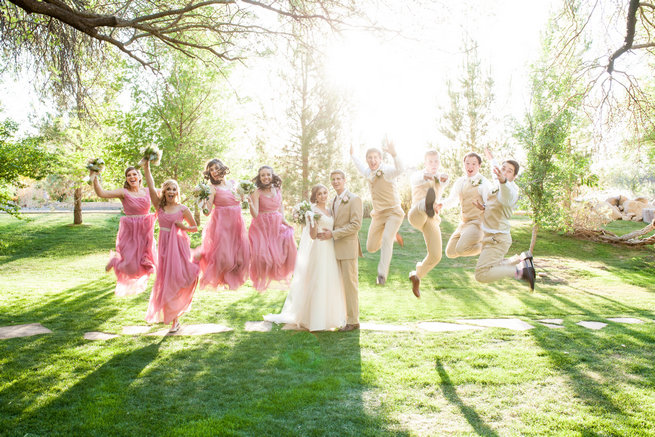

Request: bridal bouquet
left=84, top=157, right=105, bottom=184
left=140, top=145, right=163, bottom=166
left=236, top=180, right=256, bottom=209
left=192, top=181, right=212, bottom=214
left=291, top=200, right=320, bottom=226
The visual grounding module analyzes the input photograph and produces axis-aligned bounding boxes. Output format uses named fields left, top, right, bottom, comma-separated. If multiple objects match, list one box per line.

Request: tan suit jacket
left=332, top=190, right=363, bottom=259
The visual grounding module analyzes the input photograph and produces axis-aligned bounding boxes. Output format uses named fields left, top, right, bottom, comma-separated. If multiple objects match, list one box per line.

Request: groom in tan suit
left=318, top=170, right=363, bottom=331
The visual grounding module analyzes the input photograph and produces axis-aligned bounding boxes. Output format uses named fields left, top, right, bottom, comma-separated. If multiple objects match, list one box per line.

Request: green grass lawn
left=1, top=212, right=654, bottom=436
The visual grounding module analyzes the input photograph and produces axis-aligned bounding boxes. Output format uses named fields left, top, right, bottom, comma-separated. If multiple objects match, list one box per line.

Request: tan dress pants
left=474, top=232, right=516, bottom=283
left=366, top=206, right=404, bottom=278
left=408, top=204, right=442, bottom=279
left=445, top=219, right=483, bottom=258
left=337, top=258, right=359, bottom=324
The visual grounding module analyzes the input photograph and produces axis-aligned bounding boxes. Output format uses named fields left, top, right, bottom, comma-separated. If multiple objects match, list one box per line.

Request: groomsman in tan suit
left=408, top=150, right=449, bottom=298
left=318, top=170, right=363, bottom=331
left=473, top=148, right=535, bottom=289
left=351, top=138, right=404, bottom=285
left=438, top=152, right=492, bottom=259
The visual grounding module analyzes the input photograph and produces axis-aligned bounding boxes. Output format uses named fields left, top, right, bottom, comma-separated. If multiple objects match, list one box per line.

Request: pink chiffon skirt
left=249, top=211, right=296, bottom=291
left=196, top=205, right=250, bottom=290
left=146, top=227, right=199, bottom=324
left=107, top=214, right=157, bottom=296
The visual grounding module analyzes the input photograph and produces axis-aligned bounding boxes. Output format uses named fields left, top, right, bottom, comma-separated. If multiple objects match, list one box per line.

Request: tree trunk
left=529, top=222, right=539, bottom=253
left=73, top=187, right=83, bottom=225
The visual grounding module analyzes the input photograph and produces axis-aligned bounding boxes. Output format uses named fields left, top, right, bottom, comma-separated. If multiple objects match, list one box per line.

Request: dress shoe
left=340, top=323, right=360, bottom=332
left=518, top=259, right=536, bottom=291
left=376, top=275, right=386, bottom=286
left=409, top=271, right=420, bottom=298
left=519, top=250, right=533, bottom=262
left=425, top=187, right=436, bottom=218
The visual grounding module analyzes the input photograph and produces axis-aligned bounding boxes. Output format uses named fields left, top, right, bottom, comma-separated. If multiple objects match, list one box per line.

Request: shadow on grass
left=0, top=214, right=118, bottom=264
left=10, top=340, right=164, bottom=435
left=435, top=359, right=499, bottom=437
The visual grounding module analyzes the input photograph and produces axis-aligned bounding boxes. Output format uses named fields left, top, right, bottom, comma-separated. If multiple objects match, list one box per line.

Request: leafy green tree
left=439, top=39, right=496, bottom=178
left=515, top=13, right=595, bottom=252
left=0, top=118, right=57, bottom=217
left=277, top=36, right=346, bottom=203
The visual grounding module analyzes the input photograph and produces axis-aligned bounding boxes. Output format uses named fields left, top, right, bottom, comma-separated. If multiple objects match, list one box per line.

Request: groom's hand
left=317, top=229, right=333, bottom=240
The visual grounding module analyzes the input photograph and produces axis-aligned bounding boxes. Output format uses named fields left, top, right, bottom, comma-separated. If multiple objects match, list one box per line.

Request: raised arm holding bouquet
left=142, top=159, right=199, bottom=333
left=89, top=163, right=156, bottom=296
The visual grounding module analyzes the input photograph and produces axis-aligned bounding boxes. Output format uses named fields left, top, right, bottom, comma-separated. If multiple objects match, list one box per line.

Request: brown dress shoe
left=340, top=323, right=360, bottom=332
left=409, top=272, right=420, bottom=298
left=518, top=259, right=536, bottom=291
left=376, top=275, right=386, bottom=286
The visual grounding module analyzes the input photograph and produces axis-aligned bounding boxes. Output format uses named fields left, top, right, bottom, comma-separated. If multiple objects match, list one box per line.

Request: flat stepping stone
left=147, top=324, right=232, bottom=336
left=122, top=325, right=152, bottom=335
left=607, top=317, right=644, bottom=324
left=456, top=318, right=534, bottom=331
left=0, top=323, right=53, bottom=340
left=577, top=321, right=607, bottom=330
left=84, top=332, right=119, bottom=340
left=245, top=321, right=272, bottom=332
left=537, top=318, right=563, bottom=325
left=417, top=321, right=485, bottom=332
left=282, top=323, right=306, bottom=331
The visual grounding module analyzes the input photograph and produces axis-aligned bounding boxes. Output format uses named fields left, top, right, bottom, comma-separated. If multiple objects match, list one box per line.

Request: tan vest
left=482, top=190, right=513, bottom=233
left=370, top=174, right=400, bottom=212
left=460, top=180, right=484, bottom=222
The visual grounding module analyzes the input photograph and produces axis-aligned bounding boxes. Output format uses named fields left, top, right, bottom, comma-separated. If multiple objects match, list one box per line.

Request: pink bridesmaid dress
left=197, top=183, right=250, bottom=290
left=107, top=189, right=157, bottom=296
left=145, top=205, right=199, bottom=324
left=248, top=188, right=297, bottom=291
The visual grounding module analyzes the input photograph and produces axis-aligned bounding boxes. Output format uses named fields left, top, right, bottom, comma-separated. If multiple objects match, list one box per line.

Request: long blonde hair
left=159, top=179, right=180, bottom=209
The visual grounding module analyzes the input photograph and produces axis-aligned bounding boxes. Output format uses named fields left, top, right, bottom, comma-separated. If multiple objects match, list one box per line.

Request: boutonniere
left=491, top=186, right=499, bottom=194
left=433, top=175, right=441, bottom=184
left=375, top=169, right=384, bottom=177
left=341, top=195, right=350, bottom=204
left=471, top=178, right=482, bottom=187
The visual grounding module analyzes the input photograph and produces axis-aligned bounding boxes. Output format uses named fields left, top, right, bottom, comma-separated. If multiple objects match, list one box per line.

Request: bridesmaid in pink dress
left=248, top=165, right=297, bottom=292
left=90, top=166, right=156, bottom=296
left=143, top=160, right=200, bottom=332
left=196, top=159, right=250, bottom=290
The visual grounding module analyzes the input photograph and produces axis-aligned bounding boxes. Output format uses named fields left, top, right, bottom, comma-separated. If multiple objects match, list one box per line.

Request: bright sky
left=319, top=0, right=558, bottom=162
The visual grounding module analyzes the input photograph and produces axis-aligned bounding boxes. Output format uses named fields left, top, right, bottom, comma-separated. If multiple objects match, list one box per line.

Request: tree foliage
left=438, top=39, right=496, bottom=178
left=277, top=34, right=345, bottom=203
left=515, top=13, right=596, bottom=241
left=1, top=0, right=368, bottom=107
left=0, top=118, right=57, bottom=216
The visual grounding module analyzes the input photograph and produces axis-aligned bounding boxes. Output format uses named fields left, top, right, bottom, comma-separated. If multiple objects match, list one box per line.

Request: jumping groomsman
left=438, top=152, right=492, bottom=259
left=408, top=150, right=449, bottom=298
left=351, top=138, right=404, bottom=286
left=472, top=148, right=535, bottom=289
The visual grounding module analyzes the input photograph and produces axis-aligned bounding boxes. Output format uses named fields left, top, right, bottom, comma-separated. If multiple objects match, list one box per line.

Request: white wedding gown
left=264, top=212, right=347, bottom=331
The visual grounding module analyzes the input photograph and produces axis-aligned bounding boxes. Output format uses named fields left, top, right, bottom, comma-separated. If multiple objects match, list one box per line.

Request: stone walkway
left=0, top=316, right=651, bottom=341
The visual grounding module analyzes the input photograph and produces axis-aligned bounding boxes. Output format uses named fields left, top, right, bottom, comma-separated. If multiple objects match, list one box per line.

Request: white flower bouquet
left=84, top=157, right=105, bottom=184
left=236, top=180, right=256, bottom=209
left=291, top=200, right=320, bottom=226
left=192, top=181, right=212, bottom=214
left=140, top=145, right=163, bottom=166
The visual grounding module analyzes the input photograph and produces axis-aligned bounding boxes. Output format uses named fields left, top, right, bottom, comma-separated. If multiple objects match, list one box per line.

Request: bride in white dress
left=264, top=184, right=347, bottom=331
